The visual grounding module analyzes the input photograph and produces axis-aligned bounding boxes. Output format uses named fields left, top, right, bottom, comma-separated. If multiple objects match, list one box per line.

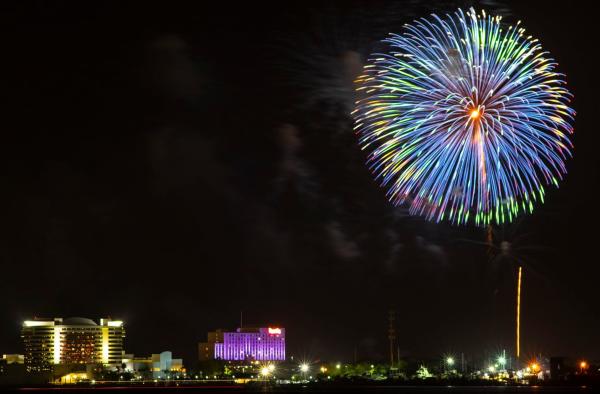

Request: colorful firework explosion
left=353, top=8, right=575, bottom=226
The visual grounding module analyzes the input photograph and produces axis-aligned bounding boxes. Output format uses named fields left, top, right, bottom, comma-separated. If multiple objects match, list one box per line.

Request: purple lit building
left=198, top=327, right=285, bottom=361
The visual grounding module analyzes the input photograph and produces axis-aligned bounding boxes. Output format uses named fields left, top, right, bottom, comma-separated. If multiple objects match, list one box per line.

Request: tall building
left=21, top=317, right=125, bottom=372
left=199, top=327, right=285, bottom=362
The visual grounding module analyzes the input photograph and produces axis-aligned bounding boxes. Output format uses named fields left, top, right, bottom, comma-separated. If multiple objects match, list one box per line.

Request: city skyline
left=3, top=312, right=594, bottom=368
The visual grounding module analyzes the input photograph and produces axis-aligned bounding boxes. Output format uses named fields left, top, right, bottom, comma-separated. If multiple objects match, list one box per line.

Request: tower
left=388, top=310, right=396, bottom=367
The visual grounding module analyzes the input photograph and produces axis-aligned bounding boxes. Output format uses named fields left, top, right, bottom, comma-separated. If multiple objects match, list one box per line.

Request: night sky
left=1, top=1, right=598, bottom=365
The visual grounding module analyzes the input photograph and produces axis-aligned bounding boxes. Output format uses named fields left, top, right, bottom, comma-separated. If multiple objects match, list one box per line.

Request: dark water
left=4, top=385, right=596, bottom=393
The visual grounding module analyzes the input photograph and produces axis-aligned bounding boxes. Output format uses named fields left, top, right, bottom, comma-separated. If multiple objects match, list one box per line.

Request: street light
left=446, top=357, right=455, bottom=366
left=300, top=363, right=309, bottom=373
left=260, top=367, right=270, bottom=377
left=497, top=356, right=506, bottom=367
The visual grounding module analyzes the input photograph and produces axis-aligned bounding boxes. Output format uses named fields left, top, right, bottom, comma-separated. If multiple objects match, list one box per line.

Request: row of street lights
left=444, top=352, right=509, bottom=372
left=260, top=358, right=590, bottom=380
left=445, top=354, right=589, bottom=376
left=261, top=362, right=343, bottom=380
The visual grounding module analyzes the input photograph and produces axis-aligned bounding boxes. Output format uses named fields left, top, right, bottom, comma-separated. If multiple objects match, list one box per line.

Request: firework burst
left=353, top=8, right=574, bottom=226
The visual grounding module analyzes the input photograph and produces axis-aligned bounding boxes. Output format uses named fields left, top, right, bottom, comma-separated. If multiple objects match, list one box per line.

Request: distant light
left=336, top=363, right=341, bottom=369
left=580, top=361, right=588, bottom=369
left=530, top=363, right=540, bottom=372
left=268, top=364, right=275, bottom=372
left=320, top=366, right=327, bottom=373
left=488, top=365, right=496, bottom=373
left=23, top=321, right=52, bottom=327
left=497, top=356, right=506, bottom=366
left=261, top=367, right=270, bottom=376
left=446, top=357, right=455, bottom=366
left=53, top=326, right=61, bottom=364
left=300, top=363, right=309, bottom=373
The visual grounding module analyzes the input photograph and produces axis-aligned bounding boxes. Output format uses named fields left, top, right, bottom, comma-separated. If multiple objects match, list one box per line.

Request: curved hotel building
left=21, top=317, right=125, bottom=372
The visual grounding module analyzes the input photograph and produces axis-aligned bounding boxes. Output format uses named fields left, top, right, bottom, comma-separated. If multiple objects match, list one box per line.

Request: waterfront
left=2, top=383, right=598, bottom=393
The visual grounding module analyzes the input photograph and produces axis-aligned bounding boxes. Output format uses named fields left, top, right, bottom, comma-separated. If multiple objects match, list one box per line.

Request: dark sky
left=1, top=1, right=598, bottom=366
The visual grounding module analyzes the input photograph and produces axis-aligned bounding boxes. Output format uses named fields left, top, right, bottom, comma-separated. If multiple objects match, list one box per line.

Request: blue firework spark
left=352, top=8, right=575, bottom=226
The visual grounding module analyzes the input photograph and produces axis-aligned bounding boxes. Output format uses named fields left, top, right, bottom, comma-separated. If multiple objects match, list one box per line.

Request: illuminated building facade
left=21, top=317, right=125, bottom=372
left=199, top=327, right=285, bottom=362
left=122, top=351, right=184, bottom=379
